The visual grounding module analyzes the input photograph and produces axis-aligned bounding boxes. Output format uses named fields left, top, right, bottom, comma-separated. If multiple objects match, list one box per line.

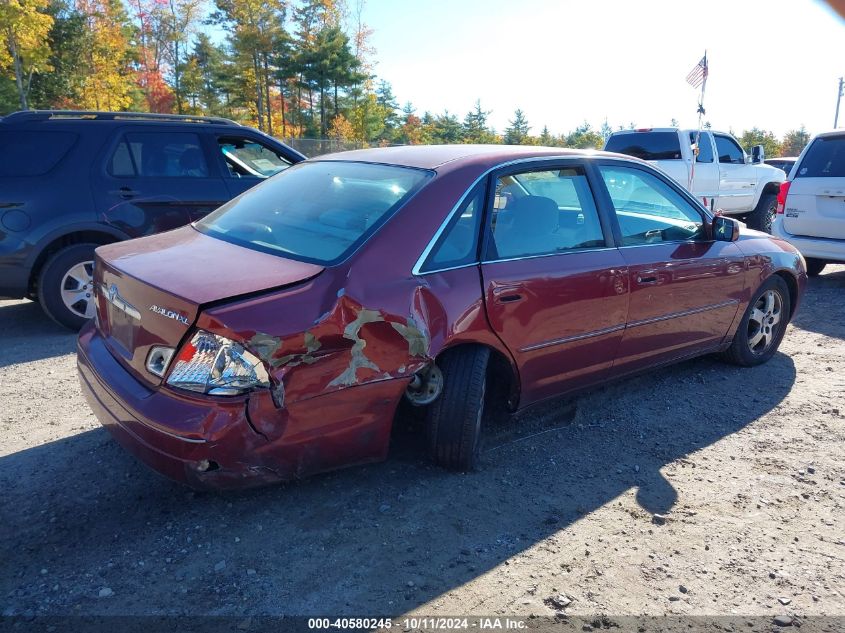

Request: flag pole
left=689, top=50, right=708, bottom=196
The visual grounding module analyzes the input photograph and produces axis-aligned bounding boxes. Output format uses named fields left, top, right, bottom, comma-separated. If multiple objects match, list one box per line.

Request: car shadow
left=0, top=300, right=78, bottom=367
left=790, top=266, right=845, bottom=340
left=0, top=351, right=796, bottom=617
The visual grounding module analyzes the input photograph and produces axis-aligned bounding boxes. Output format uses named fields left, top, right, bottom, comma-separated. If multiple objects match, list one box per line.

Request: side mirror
left=713, top=216, right=741, bottom=242
left=750, top=144, right=765, bottom=164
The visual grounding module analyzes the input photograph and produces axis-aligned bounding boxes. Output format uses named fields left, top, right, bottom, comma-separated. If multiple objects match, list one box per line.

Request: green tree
left=781, top=126, right=811, bottom=156
left=462, top=99, right=495, bottom=143
left=1, top=0, right=54, bottom=110
left=504, top=108, right=530, bottom=144
left=738, top=127, right=781, bottom=160
left=538, top=125, right=553, bottom=146
left=564, top=122, right=603, bottom=149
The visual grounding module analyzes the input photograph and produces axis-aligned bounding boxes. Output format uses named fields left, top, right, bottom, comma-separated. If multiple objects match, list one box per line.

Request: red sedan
left=77, top=145, right=807, bottom=489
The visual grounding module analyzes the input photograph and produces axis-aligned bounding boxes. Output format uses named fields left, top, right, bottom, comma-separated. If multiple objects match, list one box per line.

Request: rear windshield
left=795, top=135, right=845, bottom=178
left=196, top=161, right=432, bottom=265
left=605, top=132, right=682, bottom=160
left=0, top=130, right=78, bottom=176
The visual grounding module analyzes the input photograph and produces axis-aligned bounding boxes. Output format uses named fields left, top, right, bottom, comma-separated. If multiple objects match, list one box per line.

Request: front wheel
left=722, top=275, right=791, bottom=367
left=746, top=192, right=777, bottom=233
left=38, top=243, right=99, bottom=330
left=425, top=346, right=490, bottom=471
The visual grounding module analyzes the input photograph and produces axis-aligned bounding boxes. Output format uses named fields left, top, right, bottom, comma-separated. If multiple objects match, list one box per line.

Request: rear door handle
left=637, top=271, right=659, bottom=284
left=497, top=293, right=523, bottom=303
left=111, top=187, right=139, bottom=199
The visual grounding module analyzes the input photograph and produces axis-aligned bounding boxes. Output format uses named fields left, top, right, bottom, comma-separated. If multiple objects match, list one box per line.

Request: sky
left=359, top=0, right=845, bottom=137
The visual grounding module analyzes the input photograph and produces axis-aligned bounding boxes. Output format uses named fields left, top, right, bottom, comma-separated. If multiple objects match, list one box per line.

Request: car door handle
left=111, top=187, right=139, bottom=199
left=497, top=293, right=523, bottom=303
left=637, top=273, right=659, bottom=284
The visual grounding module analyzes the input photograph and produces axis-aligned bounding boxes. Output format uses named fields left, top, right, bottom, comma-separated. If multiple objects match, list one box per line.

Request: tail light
left=776, top=181, right=791, bottom=215
left=166, top=330, right=270, bottom=396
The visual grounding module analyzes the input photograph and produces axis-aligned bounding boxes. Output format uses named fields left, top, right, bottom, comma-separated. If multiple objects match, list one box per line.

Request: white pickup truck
left=604, top=128, right=785, bottom=232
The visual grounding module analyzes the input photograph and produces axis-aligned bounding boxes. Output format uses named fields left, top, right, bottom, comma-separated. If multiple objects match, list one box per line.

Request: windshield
left=196, top=161, right=432, bottom=265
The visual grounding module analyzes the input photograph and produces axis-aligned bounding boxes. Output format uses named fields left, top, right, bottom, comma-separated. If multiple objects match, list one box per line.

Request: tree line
left=1, top=0, right=813, bottom=155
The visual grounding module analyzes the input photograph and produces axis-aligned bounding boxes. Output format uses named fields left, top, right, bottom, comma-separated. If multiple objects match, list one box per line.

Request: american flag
left=686, top=55, right=708, bottom=88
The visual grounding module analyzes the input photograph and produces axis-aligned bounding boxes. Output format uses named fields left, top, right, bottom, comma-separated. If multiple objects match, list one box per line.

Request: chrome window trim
left=413, top=154, right=634, bottom=276
left=483, top=246, right=617, bottom=266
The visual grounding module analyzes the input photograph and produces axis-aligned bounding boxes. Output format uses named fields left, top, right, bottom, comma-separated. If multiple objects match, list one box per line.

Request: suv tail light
left=776, top=181, right=791, bottom=215
left=166, top=330, right=270, bottom=396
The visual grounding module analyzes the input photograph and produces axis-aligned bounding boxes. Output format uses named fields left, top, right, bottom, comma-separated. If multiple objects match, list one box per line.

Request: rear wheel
left=425, top=346, right=490, bottom=471
left=805, top=258, right=827, bottom=277
left=722, top=275, right=791, bottom=367
left=746, top=192, right=777, bottom=233
left=38, top=243, right=99, bottom=330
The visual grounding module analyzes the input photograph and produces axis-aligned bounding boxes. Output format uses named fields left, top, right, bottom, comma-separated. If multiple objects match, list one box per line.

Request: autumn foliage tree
left=1, top=0, right=53, bottom=109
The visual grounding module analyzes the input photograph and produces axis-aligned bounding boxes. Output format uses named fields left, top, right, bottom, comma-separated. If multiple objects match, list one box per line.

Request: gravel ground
left=1, top=267, right=843, bottom=621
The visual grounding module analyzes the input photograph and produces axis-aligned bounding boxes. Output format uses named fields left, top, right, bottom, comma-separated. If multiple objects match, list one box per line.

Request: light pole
left=836, top=77, right=844, bottom=128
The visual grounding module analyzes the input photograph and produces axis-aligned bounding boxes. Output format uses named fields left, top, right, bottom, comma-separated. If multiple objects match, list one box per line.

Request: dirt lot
left=1, top=267, right=844, bottom=622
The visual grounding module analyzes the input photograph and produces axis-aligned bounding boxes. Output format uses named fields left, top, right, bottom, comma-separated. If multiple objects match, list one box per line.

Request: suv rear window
left=795, top=135, right=845, bottom=178
left=605, top=132, right=682, bottom=160
left=0, top=131, right=77, bottom=176
left=196, top=161, right=432, bottom=265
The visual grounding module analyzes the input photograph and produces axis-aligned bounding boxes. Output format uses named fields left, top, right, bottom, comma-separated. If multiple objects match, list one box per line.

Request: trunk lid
left=93, top=225, right=324, bottom=386
left=783, top=134, right=845, bottom=239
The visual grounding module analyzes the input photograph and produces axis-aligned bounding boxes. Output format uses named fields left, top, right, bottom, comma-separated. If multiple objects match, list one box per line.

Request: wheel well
left=774, top=270, right=799, bottom=320
left=762, top=181, right=781, bottom=197
left=436, top=343, right=520, bottom=411
left=28, top=231, right=118, bottom=296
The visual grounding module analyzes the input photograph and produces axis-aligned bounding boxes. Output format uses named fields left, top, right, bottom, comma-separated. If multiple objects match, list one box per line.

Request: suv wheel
left=38, top=243, right=99, bottom=330
left=805, top=258, right=827, bottom=277
left=746, top=192, right=777, bottom=233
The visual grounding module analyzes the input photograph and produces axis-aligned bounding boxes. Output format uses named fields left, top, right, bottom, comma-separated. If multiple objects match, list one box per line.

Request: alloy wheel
left=747, top=289, right=783, bottom=355
left=60, top=260, right=96, bottom=319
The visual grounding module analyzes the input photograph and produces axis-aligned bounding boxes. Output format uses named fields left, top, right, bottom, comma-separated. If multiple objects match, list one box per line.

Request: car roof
left=315, top=144, right=615, bottom=170
left=812, top=129, right=845, bottom=140
left=0, top=110, right=240, bottom=127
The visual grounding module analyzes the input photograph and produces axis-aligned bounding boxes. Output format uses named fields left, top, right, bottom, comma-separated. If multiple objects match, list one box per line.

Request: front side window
left=690, top=131, right=714, bottom=163
left=714, top=135, right=745, bottom=164
left=487, top=167, right=605, bottom=260
left=218, top=136, right=292, bottom=179
left=196, top=161, right=431, bottom=265
left=108, top=132, right=209, bottom=178
left=421, top=188, right=483, bottom=272
left=598, top=165, right=705, bottom=245
left=795, top=135, right=845, bottom=178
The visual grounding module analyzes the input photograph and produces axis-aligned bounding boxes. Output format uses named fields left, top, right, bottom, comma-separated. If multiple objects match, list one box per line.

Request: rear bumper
left=772, top=219, right=845, bottom=262
left=77, top=322, right=403, bottom=490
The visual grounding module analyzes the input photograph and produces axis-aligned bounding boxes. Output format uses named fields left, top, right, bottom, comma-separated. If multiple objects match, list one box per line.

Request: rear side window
left=108, top=132, right=209, bottom=178
left=796, top=136, right=845, bottom=178
left=0, top=131, right=77, bottom=176
left=218, top=136, right=291, bottom=178
left=487, top=167, right=605, bottom=260
left=604, top=132, right=682, bottom=160
left=689, top=132, right=713, bottom=163
left=421, top=187, right=483, bottom=273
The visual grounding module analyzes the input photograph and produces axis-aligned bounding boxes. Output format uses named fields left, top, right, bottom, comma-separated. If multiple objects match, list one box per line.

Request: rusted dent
left=390, top=316, right=430, bottom=357
left=327, top=308, right=385, bottom=387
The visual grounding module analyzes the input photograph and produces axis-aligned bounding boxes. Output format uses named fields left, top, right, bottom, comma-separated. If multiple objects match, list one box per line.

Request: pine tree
left=504, top=108, right=530, bottom=144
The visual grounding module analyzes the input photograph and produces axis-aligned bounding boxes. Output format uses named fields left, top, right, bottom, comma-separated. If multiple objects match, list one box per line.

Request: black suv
left=0, top=110, right=305, bottom=329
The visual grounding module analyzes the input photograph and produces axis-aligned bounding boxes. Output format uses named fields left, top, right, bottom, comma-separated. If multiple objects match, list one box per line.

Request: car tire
left=805, top=258, right=827, bottom=277
left=38, top=243, right=99, bottom=331
left=746, top=192, right=777, bottom=233
left=722, top=275, right=791, bottom=367
left=425, top=346, right=490, bottom=472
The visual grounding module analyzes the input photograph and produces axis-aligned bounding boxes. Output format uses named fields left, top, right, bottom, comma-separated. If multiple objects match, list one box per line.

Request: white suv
left=772, top=130, right=845, bottom=276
